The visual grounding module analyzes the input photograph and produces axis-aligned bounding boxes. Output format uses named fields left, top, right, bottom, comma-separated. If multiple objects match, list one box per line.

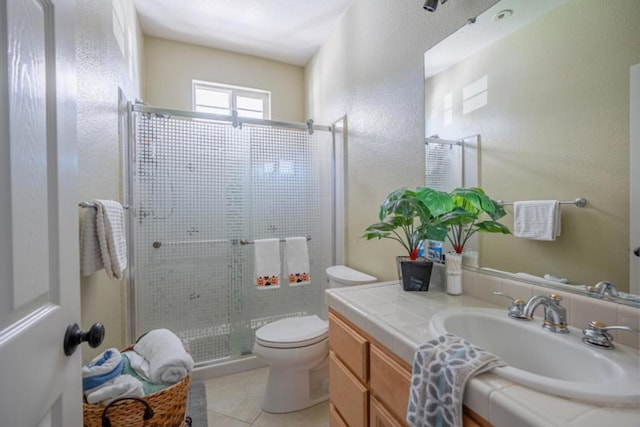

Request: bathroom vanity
left=325, top=273, right=640, bottom=427
left=328, top=309, right=489, bottom=427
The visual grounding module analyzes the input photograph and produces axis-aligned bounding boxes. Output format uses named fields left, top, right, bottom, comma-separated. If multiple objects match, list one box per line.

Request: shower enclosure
left=124, top=104, right=336, bottom=368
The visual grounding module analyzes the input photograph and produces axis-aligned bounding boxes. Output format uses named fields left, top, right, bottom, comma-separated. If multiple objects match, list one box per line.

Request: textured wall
left=76, top=0, right=142, bottom=362
left=143, top=37, right=305, bottom=122
left=305, top=0, right=499, bottom=281
left=425, top=0, right=639, bottom=289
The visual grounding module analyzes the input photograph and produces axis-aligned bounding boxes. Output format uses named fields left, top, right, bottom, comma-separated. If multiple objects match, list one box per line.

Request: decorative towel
left=513, top=200, right=561, bottom=241
left=94, top=199, right=128, bottom=280
left=122, top=352, right=169, bottom=395
left=133, top=329, right=194, bottom=384
left=406, top=334, right=505, bottom=427
left=285, top=237, right=310, bottom=286
left=82, top=348, right=124, bottom=391
left=85, top=374, right=144, bottom=405
left=254, top=238, right=281, bottom=289
left=80, top=206, right=102, bottom=276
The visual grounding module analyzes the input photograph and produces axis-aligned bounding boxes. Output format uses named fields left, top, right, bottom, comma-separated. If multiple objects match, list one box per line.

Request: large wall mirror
left=424, top=0, right=640, bottom=295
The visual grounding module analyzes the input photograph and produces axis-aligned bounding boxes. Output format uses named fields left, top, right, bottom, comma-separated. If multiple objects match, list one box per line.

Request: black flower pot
left=399, top=259, right=433, bottom=292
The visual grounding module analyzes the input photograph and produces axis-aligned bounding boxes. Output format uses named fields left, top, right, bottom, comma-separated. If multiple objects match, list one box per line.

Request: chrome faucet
left=587, top=281, right=619, bottom=297
left=522, top=294, right=569, bottom=333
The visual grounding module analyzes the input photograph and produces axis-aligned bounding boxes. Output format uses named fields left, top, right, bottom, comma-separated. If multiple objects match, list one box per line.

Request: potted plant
left=363, top=187, right=452, bottom=291
left=438, top=187, right=511, bottom=255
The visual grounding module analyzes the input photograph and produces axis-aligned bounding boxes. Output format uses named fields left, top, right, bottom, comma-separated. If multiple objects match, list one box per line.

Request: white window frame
left=192, top=80, right=271, bottom=119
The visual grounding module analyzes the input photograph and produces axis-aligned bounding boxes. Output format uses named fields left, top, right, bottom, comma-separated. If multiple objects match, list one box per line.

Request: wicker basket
left=83, top=345, right=191, bottom=427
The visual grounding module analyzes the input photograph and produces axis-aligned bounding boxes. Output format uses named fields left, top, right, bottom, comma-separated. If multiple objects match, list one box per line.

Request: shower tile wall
left=132, top=113, right=328, bottom=364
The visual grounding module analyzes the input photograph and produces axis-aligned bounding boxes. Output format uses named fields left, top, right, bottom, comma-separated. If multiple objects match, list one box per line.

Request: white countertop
left=325, top=281, right=640, bottom=427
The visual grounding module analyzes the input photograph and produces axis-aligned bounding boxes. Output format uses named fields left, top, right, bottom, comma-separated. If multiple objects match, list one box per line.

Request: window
left=192, top=80, right=271, bottom=119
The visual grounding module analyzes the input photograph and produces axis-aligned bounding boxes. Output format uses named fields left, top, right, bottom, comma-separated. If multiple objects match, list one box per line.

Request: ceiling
left=134, top=0, right=356, bottom=67
left=424, top=0, right=568, bottom=78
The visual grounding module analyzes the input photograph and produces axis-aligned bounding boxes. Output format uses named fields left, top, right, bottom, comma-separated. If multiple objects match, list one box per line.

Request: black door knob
left=634, top=246, right=640, bottom=257
left=63, top=322, right=105, bottom=356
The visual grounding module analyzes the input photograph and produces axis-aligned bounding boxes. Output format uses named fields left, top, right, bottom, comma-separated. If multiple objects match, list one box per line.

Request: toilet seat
left=255, top=315, right=328, bottom=349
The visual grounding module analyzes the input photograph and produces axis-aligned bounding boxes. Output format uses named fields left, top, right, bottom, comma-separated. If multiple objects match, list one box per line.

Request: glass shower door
left=129, top=110, right=331, bottom=366
left=132, top=114, right=251, bottom=364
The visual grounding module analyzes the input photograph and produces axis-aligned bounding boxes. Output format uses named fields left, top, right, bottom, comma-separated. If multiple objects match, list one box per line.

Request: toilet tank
left=326, top=265, right=377, bottom=288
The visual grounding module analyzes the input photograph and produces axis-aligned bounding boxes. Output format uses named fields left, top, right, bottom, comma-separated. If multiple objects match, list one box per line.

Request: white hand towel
left=513, top=200, right=561, bottom=241
left=85, top=374, right=145, bottom=405
left=94, top=199, right=128, bottom=280
left=285, top=237, right=310, bottom=286
left=254, top=238, right=281, bottom=289
left=133, top=329, right=194, bottom=384
left=80, top=206, right=102, bottom=276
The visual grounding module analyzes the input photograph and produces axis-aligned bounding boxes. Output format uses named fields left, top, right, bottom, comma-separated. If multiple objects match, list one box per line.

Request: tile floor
left=204, top=367, right=329, bottom=426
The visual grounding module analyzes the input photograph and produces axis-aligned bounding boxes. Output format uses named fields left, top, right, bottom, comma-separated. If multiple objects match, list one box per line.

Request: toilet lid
left=255, top=315, right=328, bottom=348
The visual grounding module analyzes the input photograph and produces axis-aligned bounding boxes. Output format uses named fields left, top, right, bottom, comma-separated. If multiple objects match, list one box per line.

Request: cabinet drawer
left=330, top=402, right=349, bottom=427
left=370, top=396, right=405, bottom=427
left=369, top=344, right=411, bottom=423
left=329, top=312, right=369, bottom=382
left=330, top=351, right=369, bottom=427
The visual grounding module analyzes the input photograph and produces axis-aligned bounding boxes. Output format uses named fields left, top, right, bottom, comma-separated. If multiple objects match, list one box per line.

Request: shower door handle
left=634, top=246, right=640, bottom=257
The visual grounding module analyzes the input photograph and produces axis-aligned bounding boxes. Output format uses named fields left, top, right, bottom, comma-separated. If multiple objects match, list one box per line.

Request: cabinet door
left=370, top=396, right=405, bottom=427
left=330, top=351, right=369, bottom=426
left=330, top=402, right=349, bottom=427
left=369, top=344, right=412, bottom=422
left=329, top=312, right=369, bottom=381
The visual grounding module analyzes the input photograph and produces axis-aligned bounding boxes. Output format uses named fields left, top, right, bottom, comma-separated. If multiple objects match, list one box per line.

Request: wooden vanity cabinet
left=370, top=396, right=404, bottom=427
left=328, top=310, right=491, bottom=427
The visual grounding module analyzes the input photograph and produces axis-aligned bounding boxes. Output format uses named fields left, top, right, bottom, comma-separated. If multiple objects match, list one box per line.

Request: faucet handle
left=492, top=292, right=529, bottom=320
left=549, top=293, right=563, bottom=303
left=582, top=320, right=640, bottom=349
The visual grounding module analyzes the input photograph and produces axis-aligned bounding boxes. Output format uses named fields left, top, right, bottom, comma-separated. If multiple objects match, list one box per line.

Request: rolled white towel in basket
left=133, top=329, right=194, bottom=384
left=85, top=374, right=144, bottom=405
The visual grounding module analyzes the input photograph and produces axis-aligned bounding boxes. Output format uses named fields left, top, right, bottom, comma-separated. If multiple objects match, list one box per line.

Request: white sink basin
left=429, top=307, right=640, bottom=406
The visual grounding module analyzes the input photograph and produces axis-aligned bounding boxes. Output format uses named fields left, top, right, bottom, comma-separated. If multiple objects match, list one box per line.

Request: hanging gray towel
left=406, top=334, right=505, bottom=427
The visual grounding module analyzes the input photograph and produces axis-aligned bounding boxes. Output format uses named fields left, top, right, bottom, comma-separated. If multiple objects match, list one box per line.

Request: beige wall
left=77, top=0, right=143, bottom=362
left=143, top=37, right=305, bottom=122
left=425, top=0, right=639, bottom=289
left=305, top=0, right=499, bottom=281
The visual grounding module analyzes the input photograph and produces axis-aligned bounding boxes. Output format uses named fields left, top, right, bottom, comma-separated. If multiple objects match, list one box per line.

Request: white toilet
left=253, top=265, right=377, bottom=413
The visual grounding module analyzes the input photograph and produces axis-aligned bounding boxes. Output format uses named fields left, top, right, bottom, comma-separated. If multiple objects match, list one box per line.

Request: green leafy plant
left=438, top=187, right=511, bottom=254
left=363, top=187, right=453, bottom=260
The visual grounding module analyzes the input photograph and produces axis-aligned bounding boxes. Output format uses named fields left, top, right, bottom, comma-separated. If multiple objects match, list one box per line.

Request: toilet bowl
left=253, top=265, right=377, bottom=414
left=253, top=315, right=329, bottom=413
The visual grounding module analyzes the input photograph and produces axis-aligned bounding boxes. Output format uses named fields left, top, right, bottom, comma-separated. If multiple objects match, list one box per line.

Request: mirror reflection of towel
left=254, top=238, right=281, bottom=289
left=286, top=237, right=310, bottom=286
left=513, top=200, right=561, bottom=241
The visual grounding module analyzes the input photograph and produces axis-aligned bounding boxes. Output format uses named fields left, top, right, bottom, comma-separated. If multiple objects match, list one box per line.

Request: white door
left=631, top=64, right=640, bottom=295
left=0, top=0, right=83, bottom=426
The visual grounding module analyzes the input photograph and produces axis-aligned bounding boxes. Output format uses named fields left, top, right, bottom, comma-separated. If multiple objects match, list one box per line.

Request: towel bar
left=240, top=235, right=312, bottom=245
left=79, top=201, right=130, bottom=209
left=150, top=236, right=312, bottom=249
left=497, top=198, right=586, bottom=208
